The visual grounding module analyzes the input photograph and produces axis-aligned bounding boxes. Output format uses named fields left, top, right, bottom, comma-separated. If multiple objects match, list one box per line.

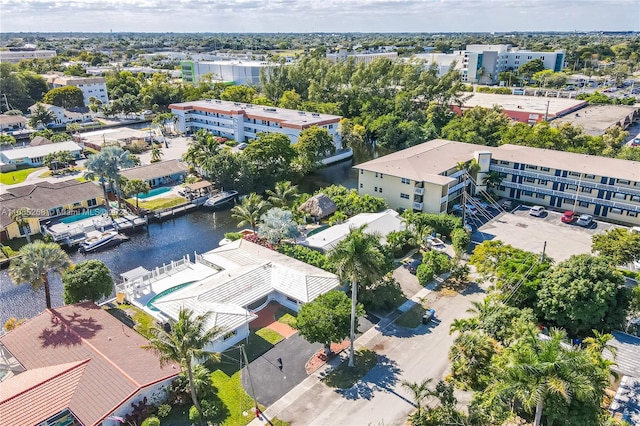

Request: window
left=223, top=330, right=238, bottom=341
left=628, top=211, right=638, bottom=217
left=360, top=169, right=364, bottom=174
left=524, top=177, right=536, bottom=183
left=374, top=186, right=378, bottom=192
left=380, top=174, right=383, bottom=179
left=539, top=179, right=548, bottom=185
left=379, top=188, right=383, bottom=193
left=610, top=207, right=622, bottom=214
left=497, top=185, right=506, bottom=191
left=632, top=196, right=640, bottom=202
left=578, top=201, right=590, bottom=207
left=565, top=184, right=578, bottom=191
left=614, top=193, right=626, bottom=200
left=525, top=165, right=538, bottom=170
left=568, top=172, right=581, bottom=177
left=401, top=178, right=411, bottom=185
left=375, top=172, right=378, bottom=178
left=581, top=187, right=593, bottom=194
left=541, top=167, right=550, bottom=172
left=584, top=174, right=595, bottom=179
left=400, top=193, right=410, bottom=199
left=617, top=179, right=631, bottom=185
left=535, top=193, right=546, bottom=199
left=359, top=183, right=363, bottom=188
left=523, top=190, right=533, bottom=196
left=500, top=160, right=510, bottom=165
left=328, top=124, right=333, bottom=129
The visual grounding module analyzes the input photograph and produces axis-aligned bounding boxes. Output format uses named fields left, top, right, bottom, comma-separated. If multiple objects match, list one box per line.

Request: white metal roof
left=0, top=141, right=82, bottom=160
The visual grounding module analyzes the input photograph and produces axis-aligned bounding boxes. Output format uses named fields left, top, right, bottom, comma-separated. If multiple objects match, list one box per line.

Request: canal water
left=0, top=160, right=359, bottom=325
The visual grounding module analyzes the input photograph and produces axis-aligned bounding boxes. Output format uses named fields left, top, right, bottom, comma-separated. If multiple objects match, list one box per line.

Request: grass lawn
left=211, top=369, right=260, bottom=426
left=133, top=196, right=187, bottom=211
left=255, top=328, right=284, bottom=345
left=395, top=304, right=426, bottom=329
left=104, top=303, right=156, bottom=339
left=323, top=349, right=378, bottom=389
left=0, top=167, right=43, bottom=185
left=275, top=306, right=297, bottom=328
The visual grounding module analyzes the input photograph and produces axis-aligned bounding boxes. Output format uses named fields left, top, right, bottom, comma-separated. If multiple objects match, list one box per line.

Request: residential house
left=169, top=100, right=342, bottom=149
left=116, top=239, right=340, bottom=353
left=0, top=181, right=104, bottom=242
left=0, top=114, right=27, bottom=134
left=120, top=159, right=188, bottom=188
left=28, top=104, right=92, bottom=128
left=355, top=139, right=640, bottom=226
left=301, top=209, right=406, bottom=252
left=0, top=302, right=179, bottom=426
left=73, top=127, right=149, bottom=151
left=0, top=140, right=83, bottom=168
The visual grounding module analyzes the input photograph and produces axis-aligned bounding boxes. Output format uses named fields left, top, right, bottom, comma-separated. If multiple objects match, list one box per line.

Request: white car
left=426, top=236, right=446, bottom=251
left=237, top=142, right=248, bottom=150
left=529, top=206, right=546, bottom=217
left=576, top=214, right=594, bottom=227
left=452, top=204, right=478, bottom=216
left=471, top=197, right=489, bottom=210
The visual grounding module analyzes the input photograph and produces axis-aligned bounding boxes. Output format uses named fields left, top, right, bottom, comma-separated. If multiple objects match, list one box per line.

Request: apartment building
left=169, top=100, right=342, bottom=148
left=43, top=74, right=109, bottom=107
left=355, top=139, right=640, bottom=226
left=415, top=44, right=565, bottom=85
left=326, top=49, right=399, bottom=65
left=180, top=60, right=273, bottom=85
left=0, top=49, right=56, bottom=63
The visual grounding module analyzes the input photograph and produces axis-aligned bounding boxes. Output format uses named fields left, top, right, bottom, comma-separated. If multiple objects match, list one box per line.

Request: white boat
left=80, top=230, right=119, bottom=252
left=204, top=190, right=238, bottom=209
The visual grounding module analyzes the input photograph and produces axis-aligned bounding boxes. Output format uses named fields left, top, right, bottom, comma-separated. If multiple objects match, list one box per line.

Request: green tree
left=296, top=290, right=362, bottom=356
left=0, top=63, right=31, bottom=112
left=592, top=227, right=640, bottom=266
left=182, top=129, right=220, bottom=172
left=9, top=241, right=71, bottom=309
left=124, top=178, right=151, bottom=210
left=62, top=260, right=114, bottom=304
left=278, top=89, right=302, bottom=110
left=537, top=254, right=627, bottom=336
left=448, top=329, right=498, bottom=389
left=84, top=146, right=135, bottom=212
left=0, top=134, right=16, bottom=147
left=150, top=144, right=163, bottom=163
left=266, top=180, right=300, bottom=208
left=328, top=226, right=386, bottom=367
left=242, top=132, right=296, bottom=190
left=106, top=70, right=141, bottom=100
left=10, top=207, right=32, bottom=243
left=43, top=86, right=85, bottom=109
left=441, top=106, right=511, bottom=147
left=293, top=126, right=336, bottom=174
left=257, top=207, right=300, bottom=244
left=219, top=85, right=256, bottom=103
left=28, top=102, right=55, bottom=129
left=401, top=378, right=433, bottom=417
left=20, top=71, right=49, bottom=103
left=143, top=308, right=222, bottom=415
left=518, top=58, right=545, bottom=82
left=451, top=228, right=470, bottom=256
left=231, top=193, right=270, bottom=231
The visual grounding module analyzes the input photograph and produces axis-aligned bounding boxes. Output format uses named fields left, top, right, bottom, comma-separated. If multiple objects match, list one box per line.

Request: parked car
left=470, top=197, right=489, bottom=210
left=576, top=214, right=594, bottom=227
left=561, top=211, right=578, bottom=223
left=237, top=142, right=248, bottom=150
left=426, top=236, right=446, bottom=251
left=422, top=308, right=436, bottom=325
left=404, top=259, right=422, bottom=275
left=529, top=206, right=547, bottom=217
left=452, top=204, right=478, bottom=216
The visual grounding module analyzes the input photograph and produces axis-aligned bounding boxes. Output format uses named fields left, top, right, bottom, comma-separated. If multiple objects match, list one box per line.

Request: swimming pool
left=138, top=187, right=172, bottom=199
left=147, top=281, right=196, bottom=311
left=60, top=207, right=108, bottom=224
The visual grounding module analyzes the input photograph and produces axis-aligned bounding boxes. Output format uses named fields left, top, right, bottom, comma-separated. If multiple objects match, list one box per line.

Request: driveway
left=258, top=282, right=486, bottom=426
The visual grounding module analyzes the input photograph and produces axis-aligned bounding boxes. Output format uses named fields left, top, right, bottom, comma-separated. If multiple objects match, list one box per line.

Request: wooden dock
left=151, top=203, right=197, bottom=221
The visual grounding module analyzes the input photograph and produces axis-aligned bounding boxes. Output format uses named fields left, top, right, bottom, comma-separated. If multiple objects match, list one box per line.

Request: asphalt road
left=273, top=280, right=486, bottom=426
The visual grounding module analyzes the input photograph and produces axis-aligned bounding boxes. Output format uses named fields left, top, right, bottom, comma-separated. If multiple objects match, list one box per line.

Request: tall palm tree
left=328, top=226, right=385, bottom=367
left=583, top=329, right=617, bottom=358
left=492, top=328, right=596, bottom=426
left=231, top=193, right=270, bottom=231
left=266, top=180, right=300, bottom=208
left=183, top=129, right=220, bottom=174
left=143, top=308, right=222, bottom=414
left=28, top=103, right=55, bottom=129
left=482, top=171, right=503, bottom=191
left=401, top=378, right=433, bottom=416
left=150, top=144, right=164, bottom=163
left=124, top=178, right=151, bottom=210
left=9, top=241, right=71, bottom=309
left=10, top=208, right=31, bottom=243
left=85, top=146, right=134, bottom=212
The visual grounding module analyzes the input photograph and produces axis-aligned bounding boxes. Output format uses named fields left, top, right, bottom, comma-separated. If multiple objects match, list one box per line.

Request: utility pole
left=240, top=345, right=260, bottom=419
left=540, top=241, right=547, bottom=262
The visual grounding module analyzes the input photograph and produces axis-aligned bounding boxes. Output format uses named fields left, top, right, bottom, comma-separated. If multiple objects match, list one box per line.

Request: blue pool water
left=60, top=207, right=108, bottom=224
left=147, top=281, right=196, bottom=311
left=138, top=186, right=172, bottom=199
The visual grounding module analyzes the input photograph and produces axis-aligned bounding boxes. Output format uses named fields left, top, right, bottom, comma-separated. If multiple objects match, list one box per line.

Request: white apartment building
left=326, top=49, right=399, bottom=65
left=43, top=74, right=109, bottom=107
left=415, top=44, right=565, bottom=85
left=180, top=60, right=274, bottom=85
left=0, top=49, right=56, bottom=63
left=169, top=99, right=342, bottom=148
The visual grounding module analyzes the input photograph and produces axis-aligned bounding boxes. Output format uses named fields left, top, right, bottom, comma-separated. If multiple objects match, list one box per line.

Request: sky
left=1, top=0, right=638, bottom=33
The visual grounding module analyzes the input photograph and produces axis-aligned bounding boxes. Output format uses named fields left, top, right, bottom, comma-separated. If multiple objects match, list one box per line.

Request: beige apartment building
left=355, top=139, right=640, bottom=226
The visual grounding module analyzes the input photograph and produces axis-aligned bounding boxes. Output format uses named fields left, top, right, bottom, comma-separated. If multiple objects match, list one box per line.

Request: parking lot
left=472, top=206, right=620, bottom=262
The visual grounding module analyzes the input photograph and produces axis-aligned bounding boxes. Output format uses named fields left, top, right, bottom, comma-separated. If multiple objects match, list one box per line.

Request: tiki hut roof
left=297, top=193, right=337, bottom=218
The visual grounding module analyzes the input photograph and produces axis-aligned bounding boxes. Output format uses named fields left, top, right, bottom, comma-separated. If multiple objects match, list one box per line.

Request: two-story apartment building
left=169, top=100, right=343, bottom=149
left=43, top=74, right=109, bottom=107
left=356, top=139, right=640, bottom=226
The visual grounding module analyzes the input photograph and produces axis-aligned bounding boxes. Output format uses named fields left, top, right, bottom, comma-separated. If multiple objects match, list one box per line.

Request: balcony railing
left=500, top=181, right=640, bottom=213
left=412, top=202, right=424, bottom=210
left=414, top=187, right=424, bottom=195
left=490, top=165, right=640, bottom=198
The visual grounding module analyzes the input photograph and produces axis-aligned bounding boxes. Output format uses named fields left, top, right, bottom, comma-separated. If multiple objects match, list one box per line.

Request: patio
left=250, top=302, right=297, bottom=339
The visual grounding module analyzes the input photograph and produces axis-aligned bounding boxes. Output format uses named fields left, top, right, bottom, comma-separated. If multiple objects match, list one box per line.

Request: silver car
left=576, top=214, right=593, bottom=227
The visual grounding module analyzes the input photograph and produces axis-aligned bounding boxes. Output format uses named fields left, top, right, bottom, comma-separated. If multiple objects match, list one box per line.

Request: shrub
left=359, top=273, right=405, bottom=312
left=189, top=405, right=201, bottom=423
left=277, top=243, right=334, bottom=272
left=141, top=417, right=160, bottom=426
left=451, top=228, right=471, bottom=256
left=224, top=232, right=243, bottom=241
left=123, top=140, right=150, bottom=154
left=416, top=263, right=435, bottom=286
left=156, top=404, right=171, bottom=418
left=423, top=250, right=452, bottom=275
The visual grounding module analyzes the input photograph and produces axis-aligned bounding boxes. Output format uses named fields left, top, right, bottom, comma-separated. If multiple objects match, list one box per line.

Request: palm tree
left=143, top=308, right=222, bottom=414
left=583, top=329, right=617, bottom=358
left=449, top=317, right=479, bottom=335
left=482, top=171, right=503, bottom=191
left=10, top=208, right=31, bottom=243
left=328, top=226, right=385, bottom=367
left=266, top=181, right=300, bottom=208
left=28, top=103, right=55, bottom=129
left=84, top=146, right=134, bottom=212
left=231, top=193, right=270, bottom=231
left=401, top=378, right=433, bottom=416
left=9, top=241, right=71, bottom=309
left=466, top=297, right=498, bottom=320
left=492, top=328, right=597, bottom=426
left=183, top=129, right=220, bottom=174
left=124, top=178, right=151, bottom=210
left=150, top=144, right=163, bottom=163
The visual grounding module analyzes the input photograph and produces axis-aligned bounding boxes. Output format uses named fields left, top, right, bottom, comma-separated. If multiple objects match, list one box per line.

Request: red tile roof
left=0, top=302, right=179, bottom=426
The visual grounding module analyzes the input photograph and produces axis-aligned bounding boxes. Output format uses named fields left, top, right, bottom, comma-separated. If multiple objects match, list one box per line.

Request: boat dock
left=151, top=203, right=198, bottom=221
left=44, top=214, right=148, bottom=248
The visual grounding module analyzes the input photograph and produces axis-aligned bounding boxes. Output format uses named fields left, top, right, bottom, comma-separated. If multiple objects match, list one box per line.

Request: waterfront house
left=301, top=209, right=406, bottom=253
left=120, top=159, right=188, bottom=188
left=355, top=139, right=640, bottom=226
left=0, top=302, right=179, bottom=426
left=0, top=140, right=83, bottom=168
left=0, top=180, right=104, bottom=242
left=27, top=103, right=92, bottom=128
left=117, top=239, right=340, bottom=353
left=0, top=114, right=27, bottom=134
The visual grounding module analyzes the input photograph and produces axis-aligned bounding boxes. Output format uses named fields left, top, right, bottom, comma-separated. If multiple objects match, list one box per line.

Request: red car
left=561, top=211, right=578, bottom=223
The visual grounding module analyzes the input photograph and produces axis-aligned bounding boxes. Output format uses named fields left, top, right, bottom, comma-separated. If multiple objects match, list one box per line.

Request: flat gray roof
left=356, top=139, right=640, bottom=183
left=0, top=141, right=82, bottom=160
left=552, top=105, right=639, bottom=136
left=461, top=93, right=587, bottom=117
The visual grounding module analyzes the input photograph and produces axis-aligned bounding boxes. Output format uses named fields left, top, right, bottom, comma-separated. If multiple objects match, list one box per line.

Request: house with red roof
left=0, top=302, right=179, bottom=426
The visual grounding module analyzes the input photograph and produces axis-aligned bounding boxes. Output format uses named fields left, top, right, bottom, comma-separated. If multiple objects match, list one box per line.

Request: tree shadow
left=39, top=311, right=103, bottom=348
left=334, top=354, right=402, bottom=401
